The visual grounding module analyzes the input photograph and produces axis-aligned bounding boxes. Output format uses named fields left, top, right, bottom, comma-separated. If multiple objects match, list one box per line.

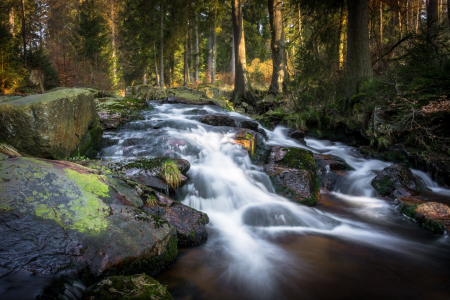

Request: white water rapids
left=99, top=102, right=450, bottom=300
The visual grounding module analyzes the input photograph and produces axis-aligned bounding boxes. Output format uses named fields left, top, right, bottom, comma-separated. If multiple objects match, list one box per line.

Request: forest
left=2, top=1, right=450, bottom=299
left=1, top=0, right=450, bottom=157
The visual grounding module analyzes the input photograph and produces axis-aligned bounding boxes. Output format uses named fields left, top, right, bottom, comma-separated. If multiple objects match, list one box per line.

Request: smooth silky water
left=2, top=102, right=449, bottom=299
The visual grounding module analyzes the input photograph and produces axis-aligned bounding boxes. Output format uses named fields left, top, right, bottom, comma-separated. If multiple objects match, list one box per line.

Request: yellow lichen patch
left=68, top=196, right=110, bottom=233
left=64, top=169, right=109, bottom=198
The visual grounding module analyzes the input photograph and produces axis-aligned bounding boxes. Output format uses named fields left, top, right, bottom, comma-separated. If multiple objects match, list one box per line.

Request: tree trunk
left=207, top=34, right=212, bottom=83
left=211, top=16, right=216, bottom=84
left=232, top=0, right=255, bottom=104
left=9, top=6, right=14, bottom=36
left=143, top=72, right=148, bottom=85
left=346, top=0, right=372, bottom=101
left=427, top=0, right=439, bottom=37
left=448, top=0, right=450, bottom=32
left=21, top=0, right=27, bottom=67
left=111, top=0, right=117, bottom=86
left=195, top=16, right=200, bottom=82
left=231, top=34, right=235, bottom=83
left=160, top=1, right=165, bottom=88
left=338, top=5, right=346, bottom=71
left=268, top=0, right=285, bottom=94
left=298, top=5, right=303, bottom=45
left=380, top=1, right=383, bottom=43
left=184, top=33, right=188, bottom=86
left=154, top=44, right=159, bottom=87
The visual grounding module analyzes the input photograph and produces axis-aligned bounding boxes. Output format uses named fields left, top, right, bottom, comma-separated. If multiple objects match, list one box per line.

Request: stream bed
left=101, top=102, right=450, bottom=300
left=1, top=102, right=449, bottom=300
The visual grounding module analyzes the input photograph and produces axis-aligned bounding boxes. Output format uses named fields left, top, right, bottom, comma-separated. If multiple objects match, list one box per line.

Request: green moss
left=373, top=175, right=395, bottom=196
left=85, top=274, right=174, bottom=300
left=399, top=203, right=445, bottom=234
left=64, top=169, right=109, bottom=198
left=279, top=148, right=316, bottom=171
left=399, top=203, right=418, bottom=218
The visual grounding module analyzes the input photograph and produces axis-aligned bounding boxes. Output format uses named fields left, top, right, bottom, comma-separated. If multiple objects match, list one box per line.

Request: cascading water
left=99, top=102, right=450, bottom=299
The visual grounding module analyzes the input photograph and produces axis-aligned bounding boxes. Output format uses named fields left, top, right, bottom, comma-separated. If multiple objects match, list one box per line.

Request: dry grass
left=0, top=142, right=21, bottom=157
left=160, top=160, right=181, bottom=189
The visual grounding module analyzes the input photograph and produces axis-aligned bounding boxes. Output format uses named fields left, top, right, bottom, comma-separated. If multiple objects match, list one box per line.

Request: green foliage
left=160, top=160, right=182, bottom=189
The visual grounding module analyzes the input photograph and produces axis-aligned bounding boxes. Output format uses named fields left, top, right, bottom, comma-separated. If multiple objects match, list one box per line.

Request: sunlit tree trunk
left=111, top=0, right=117, bottom=86
left=338, top=4, right=346, bottom=71
left=195, top=16, right=199, bottom=82
left=184, top=33, right=188, bottom=86
left=231, top=34, right=235, bottom=83
left=207, top=34, right=212, bottom=83
left=346, top=0, right=372, bottom=101
left=232, top=0, right=255, bottom=104
left=9, top=6, right=14, bottom=36
left=160, top=1, right=165, bottom=88
left=268, top=0, right=285, bottom=94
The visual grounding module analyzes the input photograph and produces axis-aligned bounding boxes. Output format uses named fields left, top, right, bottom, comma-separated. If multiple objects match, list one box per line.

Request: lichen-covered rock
left=95, top=96, right=147, bottom=130
left=82, top=274, right=174, bottom=300
left=371, top=164, right=427, bottom=197
left=395, top=198, right=450, bottom=234
left=264, top=146, right=320, bottom=206
left=125, top=85, right=167, bottom=100
left=0, top=157, right=178, bottom=278
left=0, top=88, right=103, bottom=160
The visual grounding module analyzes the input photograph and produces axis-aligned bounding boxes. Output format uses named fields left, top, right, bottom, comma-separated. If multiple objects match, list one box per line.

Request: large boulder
left=0, top=88, right=102, bottom=160
left=125, top=85, right=167, bottom=100
left=371, top=164, right=427, bottom=197
left=82, top=274, right=173, bottom=300
left=0, top=157, right=178, bottom=278
left=264, top=146, right=320, bottom=206
left=229, top=128, right=270, bottom=165
left=395, top=198, right=450, bottom=234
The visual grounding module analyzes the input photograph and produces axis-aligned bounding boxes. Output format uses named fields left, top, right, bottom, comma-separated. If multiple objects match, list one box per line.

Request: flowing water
left=1, top=102, right=450, bottom=299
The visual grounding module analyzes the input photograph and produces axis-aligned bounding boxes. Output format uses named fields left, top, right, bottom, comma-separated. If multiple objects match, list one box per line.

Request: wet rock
left=314, top=154, right=353, bottom=172
left=256, top=94, right=275, bottom=110
left=242, top=204, right=305, bottom=227
left=287, top=130, right=306, bottom=141
left=143, top=199, right=209, bottom=247
left=239, top=119, right=259, bottom=131
left=0, top=157, right=178, bottom=278
left=371, top=164, right=427, bottom=197
left=95, top=97, right=146, bottom=130
left=264, top=147, right=320, bottom=206
left=395, top=198, right=450, bottom=234
left=82, top=274, right=173, bottom=300
left=201, top=115, right=237, bottom=127
left=0, top=88, right=102, bottom=160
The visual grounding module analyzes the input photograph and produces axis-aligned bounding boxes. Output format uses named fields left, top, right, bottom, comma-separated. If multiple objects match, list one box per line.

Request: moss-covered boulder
left=125, top=85, right=167, bottom=100
left=264, top=146, right=320, bottom=206
left=396, top=198, right=450, bottom=234
left=371, top=164, right=427, bottom=197
left=0, top=156, right=178, bottom=278
left=95, top=95, right=147, bottom=130
left=231, top=129, right=270, bottom=165
left=82, top=274, right=173, bottom=300
left=0, top=88, right=102, bottom=160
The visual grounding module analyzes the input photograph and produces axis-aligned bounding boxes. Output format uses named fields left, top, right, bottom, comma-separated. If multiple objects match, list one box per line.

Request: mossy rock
left=0, top=156, right=178, bottom=277
left=83, top=274, right=173, bottom=300
left=398, top=201, right=448, bottom=234
left=0, top=88, right=102, bottom=160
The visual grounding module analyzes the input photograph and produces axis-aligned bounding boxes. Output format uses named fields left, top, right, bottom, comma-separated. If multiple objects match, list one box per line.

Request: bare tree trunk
left=346, top=0, right=372, bottom=101
left=143, top=72, right=148, bottom=85
left=427, top=0, right=439, bottom=40
left=231, top=34, right=235, bottom=83
left=447, top=0, right=450, bottom=31
left=195, top=16, right=199, bottom=82
left=9, top=6, right=14, bottom=36
left=184, top=33, right=188, bottom=86
left=211, top=15, right=216, bottom=84
left=111, top=0, right=117, bottom=86
left=338, top=4, right=346, bottom=71
left=298, top=5, right=303, bottom=45
left=154, top=44, right=159, bottom=87
left=268, top=0, right=285, bottom=94
left=21, top=0, right=27, bottom=67
left=207, top=34, right=212, bottom=83
left=232, top=0, right=255, bottom=104
left=160, top=1, right=165, bottom=88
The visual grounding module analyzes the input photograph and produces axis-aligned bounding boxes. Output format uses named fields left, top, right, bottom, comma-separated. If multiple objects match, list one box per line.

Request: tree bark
left=427, top=0, right=439, bottom=37
left=207, top=34, right=212, bottom=83
left=184, top=33, right=188, bottom=86
left=448, top=0, right=450, bottom=32
left=338, top=4, right=346, bottom=71
left=232, top=0, right=255, bottom=104
left=268, top=0, right=285, bottom=94
left=211, top=16, right=216, bottom=84
left=346, top=0, right=372, bottom=100
left=160, top=1, right=165, bottom=88
left=111, top=0, right=117, bottom=86
left=195, top=16, right=200, bottom=82
left=231, top=34, right=235, bottom=83
left=9, top=6, right=14, bottom=36
left=21, top=0, right=27, bottom=67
